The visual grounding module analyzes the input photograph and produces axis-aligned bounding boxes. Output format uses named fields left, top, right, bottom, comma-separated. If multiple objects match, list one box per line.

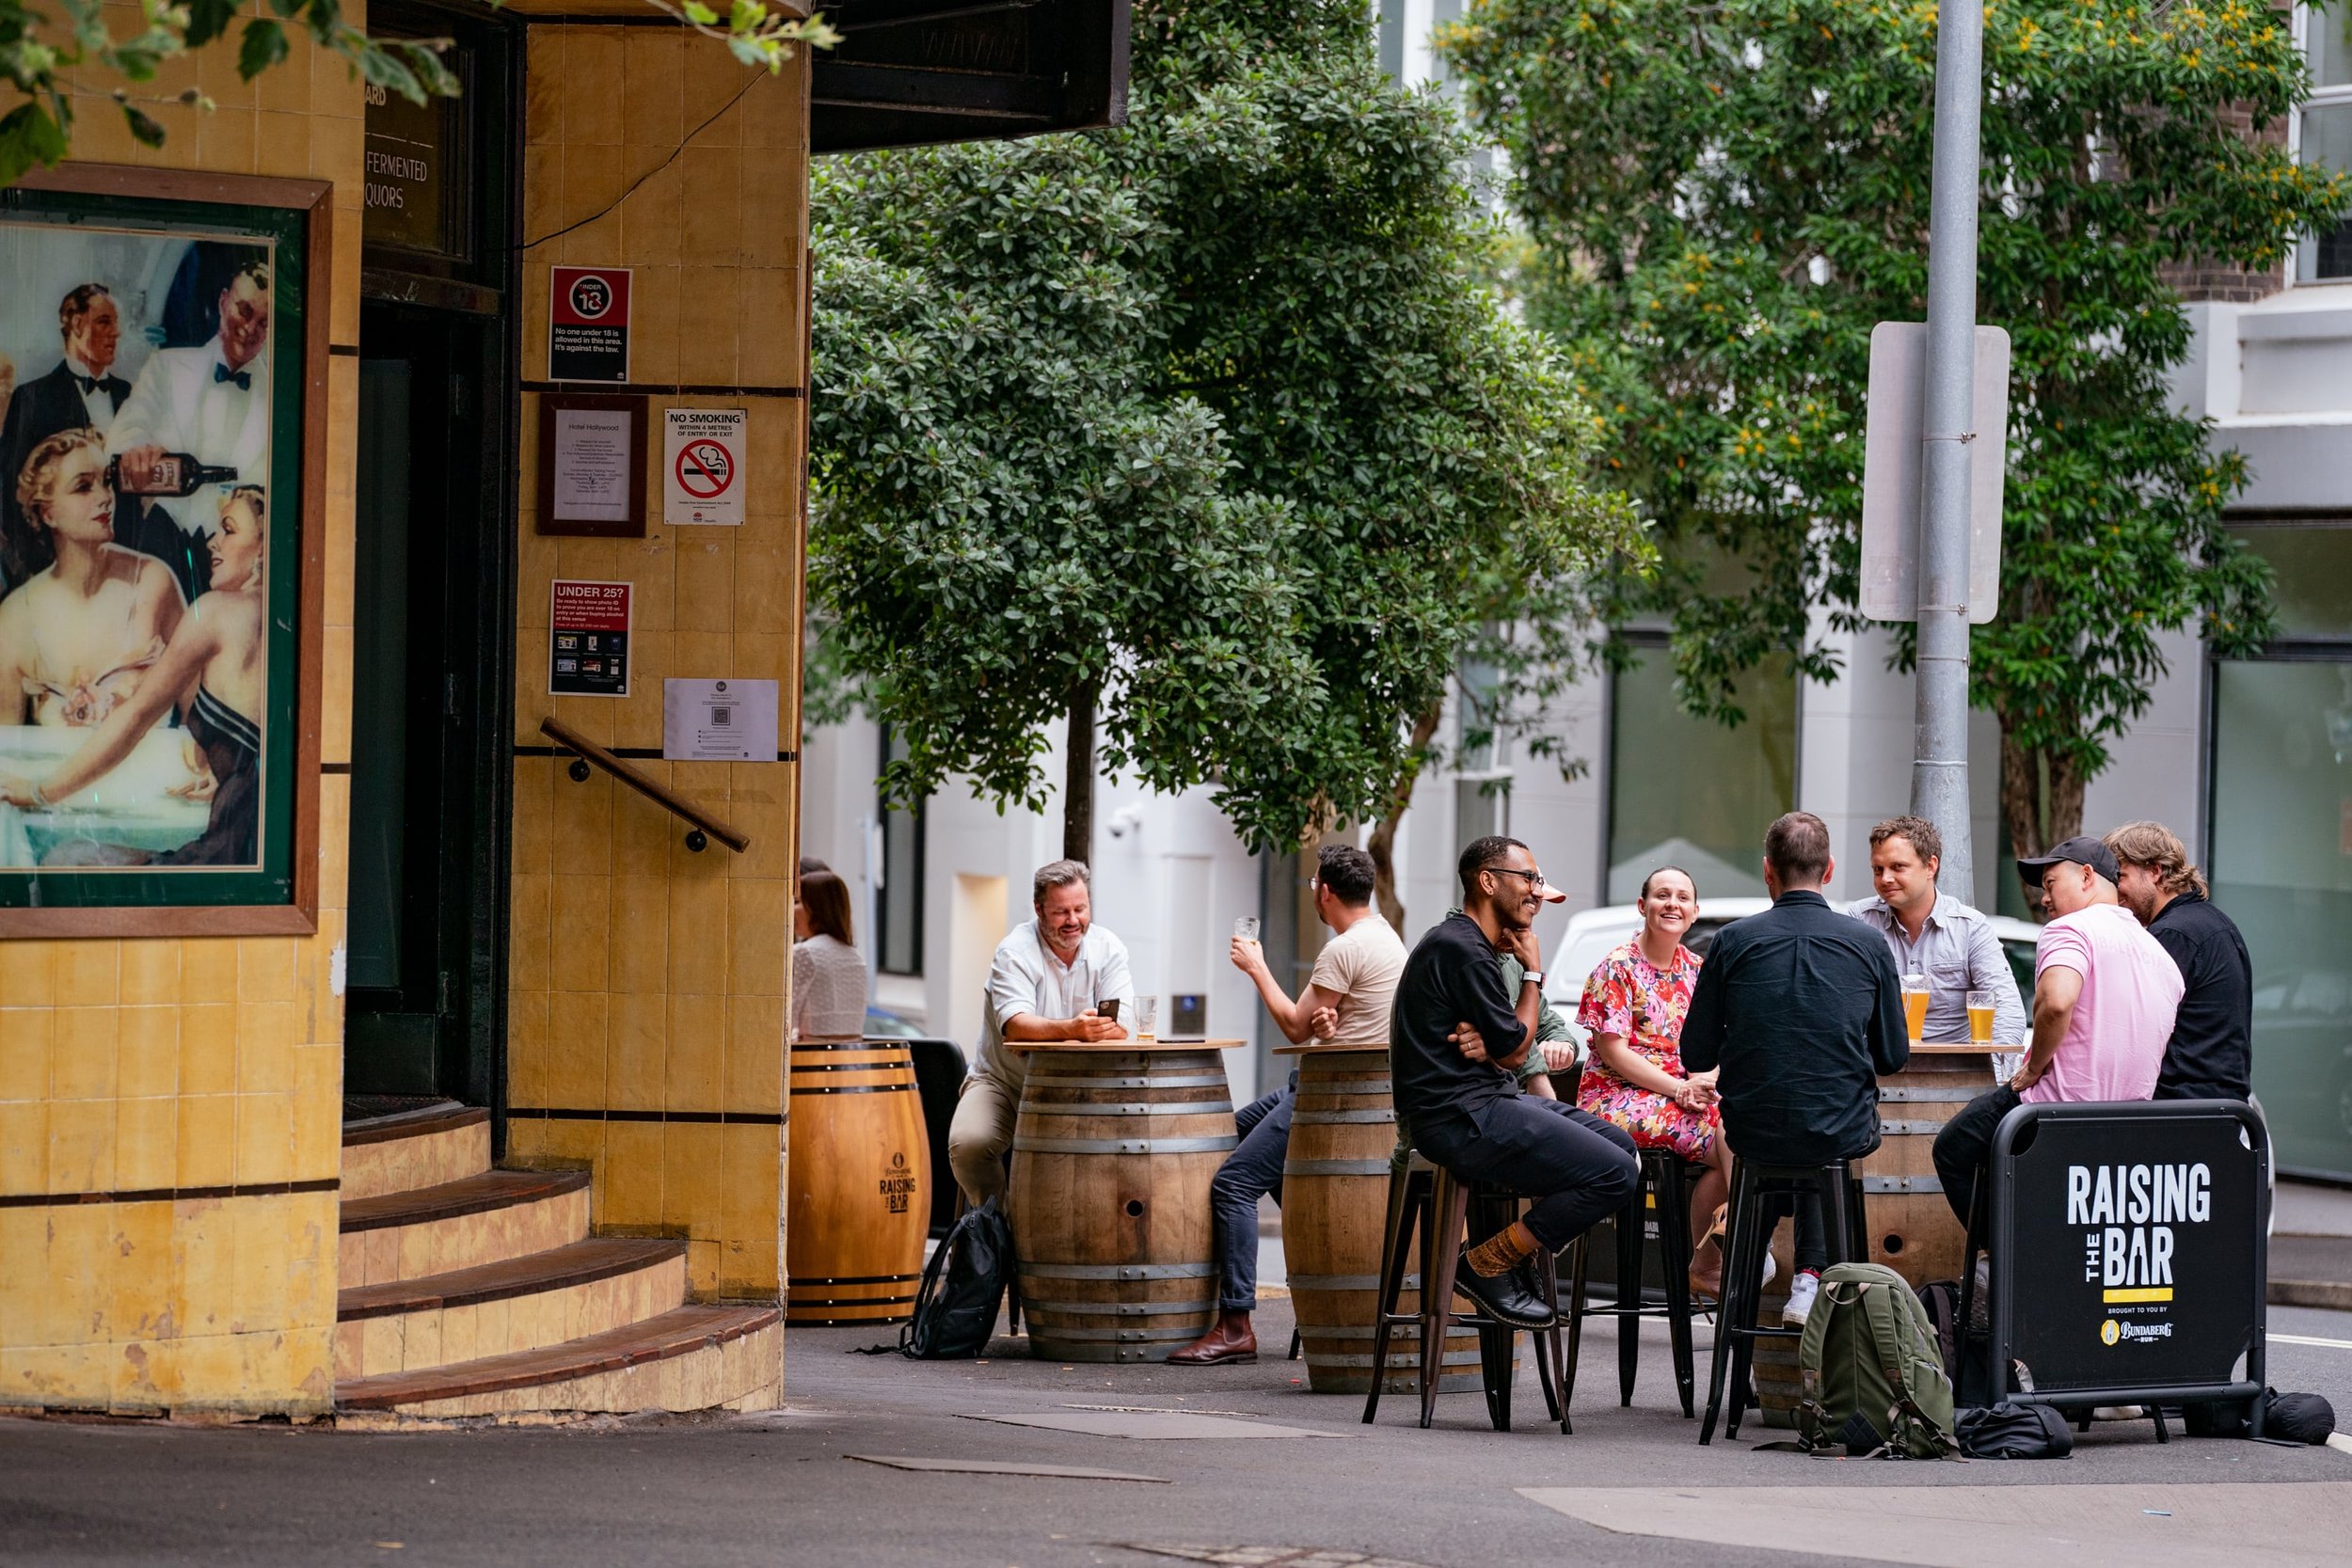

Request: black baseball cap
left=2016, top=835, right=2119, bottom=885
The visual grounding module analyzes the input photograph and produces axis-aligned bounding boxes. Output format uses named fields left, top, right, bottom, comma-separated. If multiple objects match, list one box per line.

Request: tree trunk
left=1366, top=699, right=1444, bottom=934
left=1063, top=679, right=1097, bottom=865
left=1997, top=723, right=2088, bottom=919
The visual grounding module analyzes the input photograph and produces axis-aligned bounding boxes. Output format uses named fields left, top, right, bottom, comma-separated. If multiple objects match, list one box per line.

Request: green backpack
left=1795, top=1262, right=1960, bottom=1459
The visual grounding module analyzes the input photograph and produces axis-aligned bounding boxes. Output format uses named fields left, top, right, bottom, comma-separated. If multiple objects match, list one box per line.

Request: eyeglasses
left=1483, top=864, right=1546, bottom=889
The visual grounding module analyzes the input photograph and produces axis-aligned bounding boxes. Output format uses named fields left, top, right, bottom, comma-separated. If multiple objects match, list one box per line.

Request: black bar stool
left=1362, top=1152, right=1568, bottom=1433
left=1564, top=1148, right=1701, bottom=1418
left=1697, top=1156, right=1867, bottom=1444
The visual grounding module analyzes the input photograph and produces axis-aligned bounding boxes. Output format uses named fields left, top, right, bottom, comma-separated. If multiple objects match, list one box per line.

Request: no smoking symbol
left=676, top=439, right=733, bottom=499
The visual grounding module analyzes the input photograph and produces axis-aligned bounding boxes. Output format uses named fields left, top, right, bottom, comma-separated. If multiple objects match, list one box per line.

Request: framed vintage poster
left=0, top=167, right=327, bottom=937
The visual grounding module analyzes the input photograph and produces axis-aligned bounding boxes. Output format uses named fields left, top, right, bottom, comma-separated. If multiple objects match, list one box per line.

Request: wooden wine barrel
left=1282, top=1047, right=1482, bottom=1395
left=786, top=1037, right=930, bottom=1325
left=1856, top=1048, right=1999, bottom=1287
left=1009, top=1046, right=1235, bottom=1363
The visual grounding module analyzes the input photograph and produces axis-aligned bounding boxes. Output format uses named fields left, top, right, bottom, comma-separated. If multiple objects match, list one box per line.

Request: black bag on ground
left=1956, top=1401, right=2074, bottom=1459
left=1915, top=1278, right=1995, bottom=1407
left=2185, top=1389, right=2337, bottom=1443
left=900, top=1198, right=1012, bottom=1359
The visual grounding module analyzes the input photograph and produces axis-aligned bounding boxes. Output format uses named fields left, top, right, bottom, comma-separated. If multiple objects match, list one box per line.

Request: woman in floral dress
left=1573, top=866, right=1739, bottom=1299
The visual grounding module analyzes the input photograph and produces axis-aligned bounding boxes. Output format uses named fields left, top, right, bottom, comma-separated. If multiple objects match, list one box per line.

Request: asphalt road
left=5, top=1301, right=2350, bottom=1568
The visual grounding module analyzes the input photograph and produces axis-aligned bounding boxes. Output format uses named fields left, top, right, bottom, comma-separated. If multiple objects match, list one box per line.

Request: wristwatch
left=1520, top=970, right=1545, bottom=989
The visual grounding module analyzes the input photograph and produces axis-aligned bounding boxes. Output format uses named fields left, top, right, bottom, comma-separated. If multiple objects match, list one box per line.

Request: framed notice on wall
left=0, top=166, right=329, bottom=938
left=535, top=392, right=647, bottom=538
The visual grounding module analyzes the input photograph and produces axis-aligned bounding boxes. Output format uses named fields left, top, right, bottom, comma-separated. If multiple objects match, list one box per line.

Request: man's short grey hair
left=1033, top=859, right=1091, bottom=904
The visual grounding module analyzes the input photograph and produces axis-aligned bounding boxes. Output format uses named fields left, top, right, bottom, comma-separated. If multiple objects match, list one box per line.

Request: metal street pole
left=1912, top=0, right=1983, bottom=904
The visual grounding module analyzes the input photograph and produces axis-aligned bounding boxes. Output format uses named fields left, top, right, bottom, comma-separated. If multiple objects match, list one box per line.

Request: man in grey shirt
left=1849, top=816, right=2027, bottom=1068
left=946, top=860, right=1134, bottom=1205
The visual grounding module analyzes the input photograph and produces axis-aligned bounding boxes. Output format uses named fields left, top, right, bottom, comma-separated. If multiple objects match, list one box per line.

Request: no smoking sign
left=662, top=407, right=746, bottom=526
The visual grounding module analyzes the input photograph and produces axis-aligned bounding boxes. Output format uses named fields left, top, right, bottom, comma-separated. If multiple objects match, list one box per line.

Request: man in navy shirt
left=1681, top=811, right=1908, bottom=1324
left=1391, top=835, right=1638, bottom=1328
left=2105, top=821, right=2253, bottom=1101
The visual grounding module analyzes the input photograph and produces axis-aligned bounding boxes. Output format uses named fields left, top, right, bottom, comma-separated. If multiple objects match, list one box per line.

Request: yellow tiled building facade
left=0, top=3, right=813, bottom=1416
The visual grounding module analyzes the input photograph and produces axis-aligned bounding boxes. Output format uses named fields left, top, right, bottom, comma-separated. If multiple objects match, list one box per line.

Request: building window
left=875, top=728, right=925, bottom=976
left=2212, top=523, right=2352, bottom=1180
left=1605, top=637, right=1796, bottom=903
left=1454, top=648, right=1512, bottom=851
left=2299, top=5, right=2352, bottom=281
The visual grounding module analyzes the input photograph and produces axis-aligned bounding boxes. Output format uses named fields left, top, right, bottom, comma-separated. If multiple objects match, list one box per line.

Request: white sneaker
left=1782, top=1271, right=1820, bottom=1326
left=1760, top=1251, right=1778, bottom=1290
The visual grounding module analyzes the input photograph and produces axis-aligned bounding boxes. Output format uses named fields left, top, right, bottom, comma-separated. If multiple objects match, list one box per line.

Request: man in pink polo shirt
left=1931, top=836, right=2184, bottom=1229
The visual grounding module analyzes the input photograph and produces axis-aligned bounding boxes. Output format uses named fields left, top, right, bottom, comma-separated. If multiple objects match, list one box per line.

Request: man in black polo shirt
left=1680, top=811, right=1908, bottom=1325
left=1391, top=834, right=1639, bottom=1328
left=2106, top=821, right=2253, bottom=1101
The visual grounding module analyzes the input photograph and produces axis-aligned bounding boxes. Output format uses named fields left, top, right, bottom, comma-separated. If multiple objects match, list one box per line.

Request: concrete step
left=339, top=1168, right=592, bottom=1289
left=336, top=1304, right=782, bottom=1418
left=335, top=1237, right=690, bottom=1380
left=342, top=1102, right=491, bottom=1201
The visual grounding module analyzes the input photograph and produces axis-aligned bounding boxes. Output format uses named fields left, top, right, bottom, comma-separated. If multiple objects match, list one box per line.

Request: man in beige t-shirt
left=1169, top=843, right=1405, bottom=1365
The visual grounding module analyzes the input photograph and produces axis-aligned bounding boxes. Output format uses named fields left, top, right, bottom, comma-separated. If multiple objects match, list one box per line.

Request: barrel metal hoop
left=1285, top=1274, right=1428, bottom=1291
left=789, top=1060, right=914, bottom=1072
left=1309, top=1352, right=1486, bottom=1370
left=1877, top=1085, right=1985, bottom=1102
left=1296, top=1080, right=1396, bottom=1096
left=1281, top=1158, right=1393, bottom=1176
left=1878, top=1119, right=1949, bottom=1136
left=1026, top=1073, right=1230, bottom=1088
left=1019, top=1298, right=1217, bottom=1317
left=1025, top=1324, right=1211, bottom=1342
left=1012, top=1135, right=1237, bottom=1155
left=1022, top=1101, right=1234, bottom=1118
left=791, top=1083, right=914, bottom=1095
left=1861, top=1175, right=1945, bottom=1194
left=1291, top=1109, right=1397, bottom=1125
left=1018, top=1261, right=1216, bottom=1281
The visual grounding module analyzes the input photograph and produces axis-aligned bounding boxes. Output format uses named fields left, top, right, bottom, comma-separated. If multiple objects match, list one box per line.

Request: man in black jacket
left=2105, top=821, right=2252, bottom=1101
left=0, top=284, right=131, bottom=591
left=1681, top=811, right=1909, bottom=1325
left=1391, top=834, right=1638, bottom=1328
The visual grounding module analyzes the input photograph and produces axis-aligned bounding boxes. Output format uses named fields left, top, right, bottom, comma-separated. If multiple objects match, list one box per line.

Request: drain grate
left=1116, top=1546, right=1438, bottom=1568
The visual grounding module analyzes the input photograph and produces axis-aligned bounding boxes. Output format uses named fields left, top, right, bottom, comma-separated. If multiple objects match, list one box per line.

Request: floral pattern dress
left=1573, top=940, right=1719, bottom=1161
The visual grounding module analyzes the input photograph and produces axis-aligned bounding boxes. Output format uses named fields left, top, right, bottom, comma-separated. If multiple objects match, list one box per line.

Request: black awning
left=810, top=0, right=1129, bottom=153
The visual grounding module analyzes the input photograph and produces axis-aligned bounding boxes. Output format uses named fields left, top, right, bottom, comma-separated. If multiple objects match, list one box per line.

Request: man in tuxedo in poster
left=109, top=258, right=273, bottom=606
left=0, top=284, right=133, bottom=593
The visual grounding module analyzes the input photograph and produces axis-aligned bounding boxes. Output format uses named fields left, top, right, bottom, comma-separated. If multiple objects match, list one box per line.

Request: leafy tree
left=1, top=0, right=834, bottom=185
left=810, top=0, right=1637, bottom=902
left=1443, top=0, right=2352, bottom=886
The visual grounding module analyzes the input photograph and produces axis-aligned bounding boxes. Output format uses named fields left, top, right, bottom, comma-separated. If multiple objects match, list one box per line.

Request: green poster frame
left=0, top=166, right=328, bottom=938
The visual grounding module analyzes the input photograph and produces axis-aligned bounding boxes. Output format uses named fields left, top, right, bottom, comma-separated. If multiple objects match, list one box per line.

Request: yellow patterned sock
left=1464, top=1220, right=1541, bottom=1277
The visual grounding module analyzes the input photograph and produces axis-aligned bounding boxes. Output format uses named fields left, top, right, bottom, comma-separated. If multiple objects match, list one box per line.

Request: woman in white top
left=791, top=869, right=870, bottom=1040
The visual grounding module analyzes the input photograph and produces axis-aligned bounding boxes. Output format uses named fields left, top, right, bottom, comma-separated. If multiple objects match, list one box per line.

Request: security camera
left=1106, top=804, right=1146, bottom=839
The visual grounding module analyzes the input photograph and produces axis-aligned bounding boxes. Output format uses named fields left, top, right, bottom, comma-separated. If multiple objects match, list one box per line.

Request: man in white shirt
left=109, top=259, right=272, bottom=604
left=947, top=859, right=1134, bottom=1206
left=1169, top=843, right=1406, bottom=1365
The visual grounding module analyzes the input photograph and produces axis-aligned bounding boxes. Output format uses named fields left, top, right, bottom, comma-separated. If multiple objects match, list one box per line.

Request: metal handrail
left=540, top=717, right=751, bottom=854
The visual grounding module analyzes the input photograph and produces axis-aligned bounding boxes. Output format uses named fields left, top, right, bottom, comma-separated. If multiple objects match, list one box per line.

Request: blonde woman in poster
left=0, top=483, right=267, bottom=865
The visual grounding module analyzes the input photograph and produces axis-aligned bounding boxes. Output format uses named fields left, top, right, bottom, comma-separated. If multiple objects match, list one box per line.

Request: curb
left=2268, top=1279, right=2352, bottom=1311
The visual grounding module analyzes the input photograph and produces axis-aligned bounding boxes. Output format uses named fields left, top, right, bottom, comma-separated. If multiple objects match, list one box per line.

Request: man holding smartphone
left=947, top=860, right=1135, bottom=1207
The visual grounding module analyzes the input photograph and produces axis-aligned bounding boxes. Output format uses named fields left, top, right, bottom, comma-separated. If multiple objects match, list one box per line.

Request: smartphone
left=1096, top=998, right=1120, bottom=1022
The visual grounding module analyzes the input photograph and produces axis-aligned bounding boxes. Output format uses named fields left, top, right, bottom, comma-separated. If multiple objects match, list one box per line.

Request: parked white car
left=1541, top=896, right=2043, bottom=1058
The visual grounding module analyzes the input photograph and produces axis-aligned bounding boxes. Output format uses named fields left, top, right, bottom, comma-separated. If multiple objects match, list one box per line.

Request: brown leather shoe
left=1167, top=1314, right=1258, bottom=1365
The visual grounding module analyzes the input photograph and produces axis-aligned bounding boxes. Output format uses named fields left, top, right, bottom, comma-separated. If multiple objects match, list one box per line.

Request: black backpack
left=900, top=1198, right=1012, bottom=1359
left=1956, top=1401, right=2074, bottom=1460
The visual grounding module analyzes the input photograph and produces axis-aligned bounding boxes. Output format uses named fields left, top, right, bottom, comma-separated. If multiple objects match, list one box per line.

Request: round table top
left=1900, top=1042, right=2006, bottom=1057
left=1272, top=1040, right=1391, bottom=1055
left=1008, top=1037, right=1248, bottom=1054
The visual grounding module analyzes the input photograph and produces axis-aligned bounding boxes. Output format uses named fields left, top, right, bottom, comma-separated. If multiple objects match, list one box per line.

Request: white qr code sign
left=662, top=677, right=779, bottom=762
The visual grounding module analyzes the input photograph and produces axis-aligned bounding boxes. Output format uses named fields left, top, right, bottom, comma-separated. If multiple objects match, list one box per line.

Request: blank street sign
left=1859, top=321, right=2011, bottom=625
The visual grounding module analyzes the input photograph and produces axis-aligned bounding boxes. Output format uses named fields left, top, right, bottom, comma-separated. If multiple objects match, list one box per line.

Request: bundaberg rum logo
left=2101, top=1319, right=2121, bottom=1347
left=880, top=1150, right=916, bottom=1215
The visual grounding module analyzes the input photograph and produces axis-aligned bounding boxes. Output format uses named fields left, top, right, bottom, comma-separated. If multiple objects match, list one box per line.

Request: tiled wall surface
left=502, top=28, right=808, bottom=1306
left=0, top=12, right=364, bottom=1416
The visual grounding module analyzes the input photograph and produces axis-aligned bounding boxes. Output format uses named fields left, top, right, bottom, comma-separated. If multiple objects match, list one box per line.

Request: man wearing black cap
left=1931, top=836, right=2185, bottom=1231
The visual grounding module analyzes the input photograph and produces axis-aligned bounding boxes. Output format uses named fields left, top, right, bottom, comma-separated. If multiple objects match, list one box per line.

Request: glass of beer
left=1234, top=916, right=1260, bottom=942
left=1901, top=973, right=1931, bottom=1043
left=1135, top=994, right=1159, bottom=1044
left=1967, top=989, right=1996, bottom=1045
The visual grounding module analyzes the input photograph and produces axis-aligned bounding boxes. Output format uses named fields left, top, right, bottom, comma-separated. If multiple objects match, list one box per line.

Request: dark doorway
left=345, top=306, right=511, bottom=1101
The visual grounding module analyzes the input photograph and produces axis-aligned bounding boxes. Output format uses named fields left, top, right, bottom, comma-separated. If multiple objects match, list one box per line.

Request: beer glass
left=1135, top=994, right=1159, bottom=1043
left=1233, top=916, right=1260, bottom=942
left=1901, top=973, right=1931, bottom=1044
left=1967, top=989, right=1996, bottom=1045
